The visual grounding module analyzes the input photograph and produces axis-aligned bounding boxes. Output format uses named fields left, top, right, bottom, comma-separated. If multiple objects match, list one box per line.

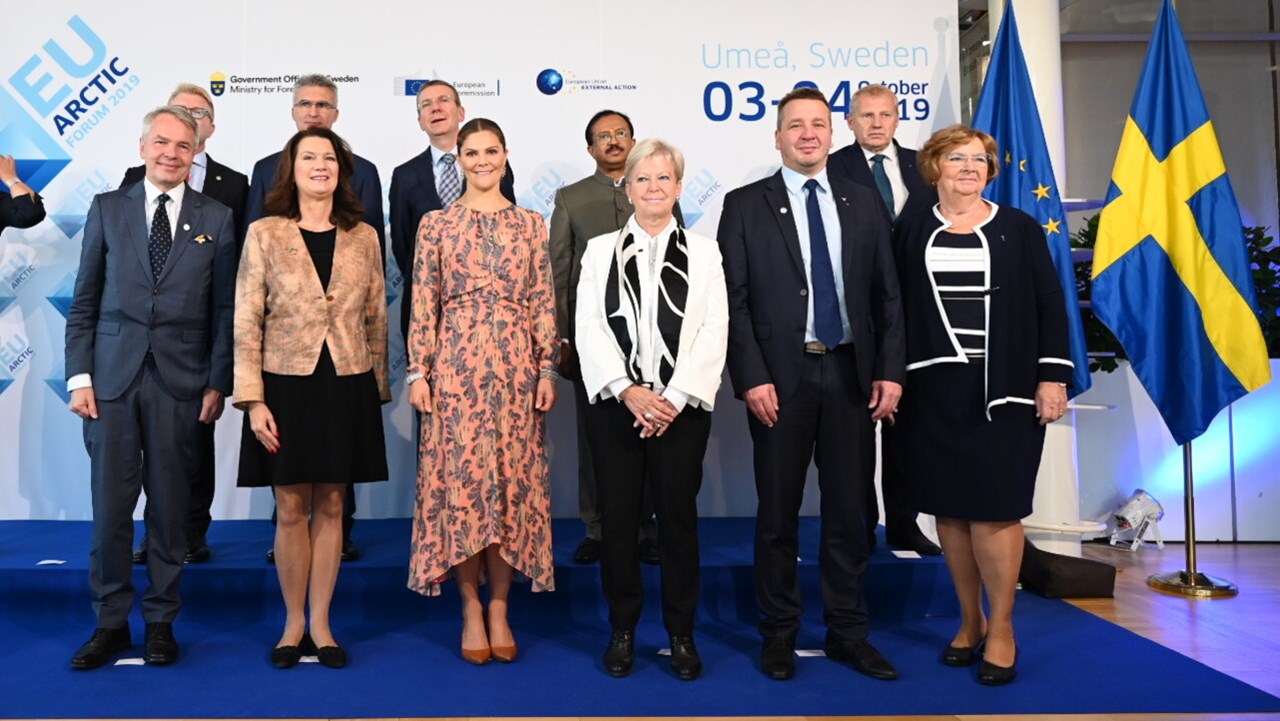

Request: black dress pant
left=749, top=347, right=873, bottom=642
left=585, top=397, right=711, bottom=636
left=573, top=375, right=658, bottom=543
left=869, top=420, right=918, bottom=538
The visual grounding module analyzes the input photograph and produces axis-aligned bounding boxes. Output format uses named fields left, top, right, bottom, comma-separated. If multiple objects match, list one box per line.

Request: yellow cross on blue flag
left=971, top=0, right=1091, bottom=398
left=1094, top=0, right=1270, bottom=445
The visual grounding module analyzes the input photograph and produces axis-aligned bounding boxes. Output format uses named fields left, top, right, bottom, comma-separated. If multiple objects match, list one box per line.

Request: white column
left=990, top=0, right=1090, bottom=556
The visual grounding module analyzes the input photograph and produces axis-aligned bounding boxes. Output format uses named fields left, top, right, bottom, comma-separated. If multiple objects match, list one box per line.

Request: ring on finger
left=644, top=412, right=654, bottom=420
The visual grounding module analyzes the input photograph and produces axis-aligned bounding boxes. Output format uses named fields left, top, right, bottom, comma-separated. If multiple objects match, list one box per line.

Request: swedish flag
left=971, top=1, right=1091, bottom=398
left=1093, top=0, right=1270, bottom=445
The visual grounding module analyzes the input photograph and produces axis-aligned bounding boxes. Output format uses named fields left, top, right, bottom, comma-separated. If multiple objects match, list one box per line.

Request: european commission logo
left=210, top=71, right=226, bottom=97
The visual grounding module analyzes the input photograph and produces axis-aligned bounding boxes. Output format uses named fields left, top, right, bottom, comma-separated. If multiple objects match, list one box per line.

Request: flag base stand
left=1147, top=570, right=1238, bottom=598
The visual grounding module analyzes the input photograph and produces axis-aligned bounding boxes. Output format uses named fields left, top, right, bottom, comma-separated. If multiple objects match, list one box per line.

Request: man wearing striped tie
left=390, top=79, right=516, bottom=344
left=827, top=84, right=940, bottom=558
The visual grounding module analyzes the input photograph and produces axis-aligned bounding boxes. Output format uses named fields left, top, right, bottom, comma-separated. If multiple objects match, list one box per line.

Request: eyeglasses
left=419, top=96, right=456, bottom=111
left=942, top=152, right=994, bottom=166
left=177, top=106, right=211, bottom=120
left=594, top=129, right=631, bottom=144
left=294, top=100, right=337, bottom=112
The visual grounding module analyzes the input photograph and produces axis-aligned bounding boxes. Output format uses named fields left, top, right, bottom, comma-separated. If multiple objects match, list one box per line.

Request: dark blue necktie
left=871, top=154, right=896, bottom=221
left=148, top=193, right=172, bottom=281
left=804, top=179, right=842, bottom=349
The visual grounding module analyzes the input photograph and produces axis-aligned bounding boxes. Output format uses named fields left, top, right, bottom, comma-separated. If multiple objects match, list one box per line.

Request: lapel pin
left=182, top=223, right=191, bottom=232
left=194, top=234, right=212, bottom=245
left=215, top=175, right=222, bottom=181
left=780, top=207, right=788, bottom=214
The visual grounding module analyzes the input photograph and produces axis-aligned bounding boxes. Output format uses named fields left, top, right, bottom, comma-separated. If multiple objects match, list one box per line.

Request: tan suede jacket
left=234, top=216, right=390, bottom=409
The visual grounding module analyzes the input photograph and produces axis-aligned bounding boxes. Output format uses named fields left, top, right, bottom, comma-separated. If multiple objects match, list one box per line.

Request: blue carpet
left=1, top=518, right=1277, bottom=718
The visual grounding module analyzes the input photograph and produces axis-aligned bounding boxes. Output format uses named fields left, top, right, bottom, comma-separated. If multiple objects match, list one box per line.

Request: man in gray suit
left=65, top=106, right=236, bottom=669
left=549, top=109, right=682, bottom=565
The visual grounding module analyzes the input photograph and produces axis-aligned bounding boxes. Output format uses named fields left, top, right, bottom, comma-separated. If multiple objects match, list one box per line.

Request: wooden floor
left=60, top=542, right=1280, bottom=721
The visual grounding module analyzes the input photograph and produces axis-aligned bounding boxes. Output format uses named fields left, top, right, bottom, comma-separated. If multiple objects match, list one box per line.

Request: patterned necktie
left=149, top=193, right=172, bottom=281
left=803, top=179, right=843, bottom=349
left=437, top=153, right=462, bottom=207
left=871, top=154, right=896, bottom=221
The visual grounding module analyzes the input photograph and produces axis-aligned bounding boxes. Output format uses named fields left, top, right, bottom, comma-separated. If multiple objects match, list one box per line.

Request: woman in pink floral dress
left=405, top=118, right=559, bottom=665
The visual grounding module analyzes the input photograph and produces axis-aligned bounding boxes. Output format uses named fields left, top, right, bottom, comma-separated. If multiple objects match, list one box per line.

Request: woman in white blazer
left=576, top=139, right=728, bottom=681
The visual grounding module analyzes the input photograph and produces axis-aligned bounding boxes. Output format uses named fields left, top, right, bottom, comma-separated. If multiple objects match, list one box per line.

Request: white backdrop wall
left=0, top=1, right=960, bottom=521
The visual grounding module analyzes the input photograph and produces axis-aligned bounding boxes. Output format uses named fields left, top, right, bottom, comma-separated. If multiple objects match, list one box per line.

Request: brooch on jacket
left=193, top=234, right=212, bottom=245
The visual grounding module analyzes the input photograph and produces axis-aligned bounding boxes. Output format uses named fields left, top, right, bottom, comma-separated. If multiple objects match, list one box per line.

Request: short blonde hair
left=917, top=125, right=999, bottom=185
left=624, top=138, right=685, bottom=182
left=168, top=83, right=215, bottom=121
left=140, top=105, right=200, bottom=146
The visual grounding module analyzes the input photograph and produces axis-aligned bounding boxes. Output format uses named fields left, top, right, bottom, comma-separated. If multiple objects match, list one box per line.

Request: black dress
left=237, top=228, right=388, bottom=487
left=898, top=231, right=1045, bottom=522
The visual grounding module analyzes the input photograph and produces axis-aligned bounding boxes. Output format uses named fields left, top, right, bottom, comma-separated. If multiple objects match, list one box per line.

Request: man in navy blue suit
left=389, top=79, right=515, bottom=341
left=65, top=106, right=236, bottom=669
left=827, top=84, right=941, bottom=557
left=718, top=87, right=905, bottom=682
left=246, top=73, right=384, bottom=562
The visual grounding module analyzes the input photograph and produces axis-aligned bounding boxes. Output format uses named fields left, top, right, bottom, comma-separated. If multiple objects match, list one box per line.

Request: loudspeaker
left=1019, top=538, right=1116, bottom=598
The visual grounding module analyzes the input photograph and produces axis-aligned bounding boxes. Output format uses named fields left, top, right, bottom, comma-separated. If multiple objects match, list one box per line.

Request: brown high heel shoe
left=491, top=638, right=517, bottom=663
left=461, top=643, right=491, bottom=665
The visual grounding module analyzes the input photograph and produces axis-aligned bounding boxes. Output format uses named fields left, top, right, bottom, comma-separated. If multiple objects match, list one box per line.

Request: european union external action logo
left=210, top=71, right=226, bottom=97
left=536, top=69, right=564, bottom=96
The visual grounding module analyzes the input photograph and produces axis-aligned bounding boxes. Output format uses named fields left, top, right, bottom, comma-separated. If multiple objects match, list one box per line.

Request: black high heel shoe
left=977, top=646, right=1017, bottom=685
left=941, top=637, right=986, bottom=667
left=271, top=633, right=311, bottom=669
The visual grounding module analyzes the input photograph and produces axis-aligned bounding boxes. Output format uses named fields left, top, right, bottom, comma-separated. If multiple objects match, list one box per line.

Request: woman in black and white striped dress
left=892, top=126, right=1071, bottom=686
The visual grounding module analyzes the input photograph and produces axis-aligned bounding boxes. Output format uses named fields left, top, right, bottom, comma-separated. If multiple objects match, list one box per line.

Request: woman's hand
left=408, top=378, right=433, bottom=414
left=247, top=401, right=280, bottom=453
left=619, top=385, right=678, bottom=438
left=0, top=155, right=17, bottom=181
left=535, top=377, right=557, bottom=412
left=1035, top=382, right=1068, bottom=425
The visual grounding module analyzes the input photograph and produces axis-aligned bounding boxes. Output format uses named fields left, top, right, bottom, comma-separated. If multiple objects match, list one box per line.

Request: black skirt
left=237, top=344, right=388, bottom=487
left=897, top=360, right=1045, bottom=522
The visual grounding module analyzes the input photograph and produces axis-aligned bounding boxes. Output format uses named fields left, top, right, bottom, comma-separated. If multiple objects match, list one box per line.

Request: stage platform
left=1, top=518, right=1277, bottom=718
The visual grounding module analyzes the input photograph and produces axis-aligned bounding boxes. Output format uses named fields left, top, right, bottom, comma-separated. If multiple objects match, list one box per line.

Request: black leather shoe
left=825, top=637, right=898, bottom=680
left=669, top=635, right=702, bottom=680
left=978, top=647, right=1017, bottom=685
left=639, top=537, right=661, bottom=565
left=603, top=630, right=635, bottom=677
left=341, top=540, right=361, bottom=562
left=70, top=626, right=131, bottom=670
left=573, top=537, right=601, bottom=564
left=942, top=637, right=985, bottom=667
left=131, top=545, right=147, bottom=565
left=266, top=547, right=275, bottom=564
left=271, top=644, right=302, bottom=669
left=317, top=644, right=347, bottom=669
left=184, top=544, right=211, bottom=564
left=760, top=636, right=796, bottom=680
left=143, top=622, right=179, bottom=665
left=886, top=526, right=943, bottom=556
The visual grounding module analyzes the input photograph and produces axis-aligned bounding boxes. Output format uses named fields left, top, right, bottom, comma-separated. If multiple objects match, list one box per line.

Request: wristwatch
left=2, top=178, right=22, bottom=188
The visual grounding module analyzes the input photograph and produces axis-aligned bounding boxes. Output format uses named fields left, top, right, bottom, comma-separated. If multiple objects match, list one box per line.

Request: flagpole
left=1147, top=442, right=1238, bottom=598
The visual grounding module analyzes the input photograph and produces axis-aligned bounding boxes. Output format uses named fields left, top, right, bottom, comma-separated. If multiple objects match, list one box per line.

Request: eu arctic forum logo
left=0, top=15, right=139, bottom=193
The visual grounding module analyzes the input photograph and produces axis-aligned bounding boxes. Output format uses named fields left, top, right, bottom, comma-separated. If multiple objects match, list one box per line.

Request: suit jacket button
left=799, top=289, right=807, bottom=296
left=153, top=289, right=160, bottom=295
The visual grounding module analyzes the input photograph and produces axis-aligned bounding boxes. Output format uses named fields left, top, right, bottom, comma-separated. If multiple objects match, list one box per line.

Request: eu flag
left=1093, top=0, right=1270, bottom=445
left=971, top=1, right=1091, bottom=398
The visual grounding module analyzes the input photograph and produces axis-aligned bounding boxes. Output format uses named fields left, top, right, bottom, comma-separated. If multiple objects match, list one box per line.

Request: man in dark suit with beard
left=66, top=106, right=236, bottom=669
left=718, top=87, right=905, bottom=682
left=827, top=84, right=941, bottom=557
left=123, top=83, right=247, bottom=567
